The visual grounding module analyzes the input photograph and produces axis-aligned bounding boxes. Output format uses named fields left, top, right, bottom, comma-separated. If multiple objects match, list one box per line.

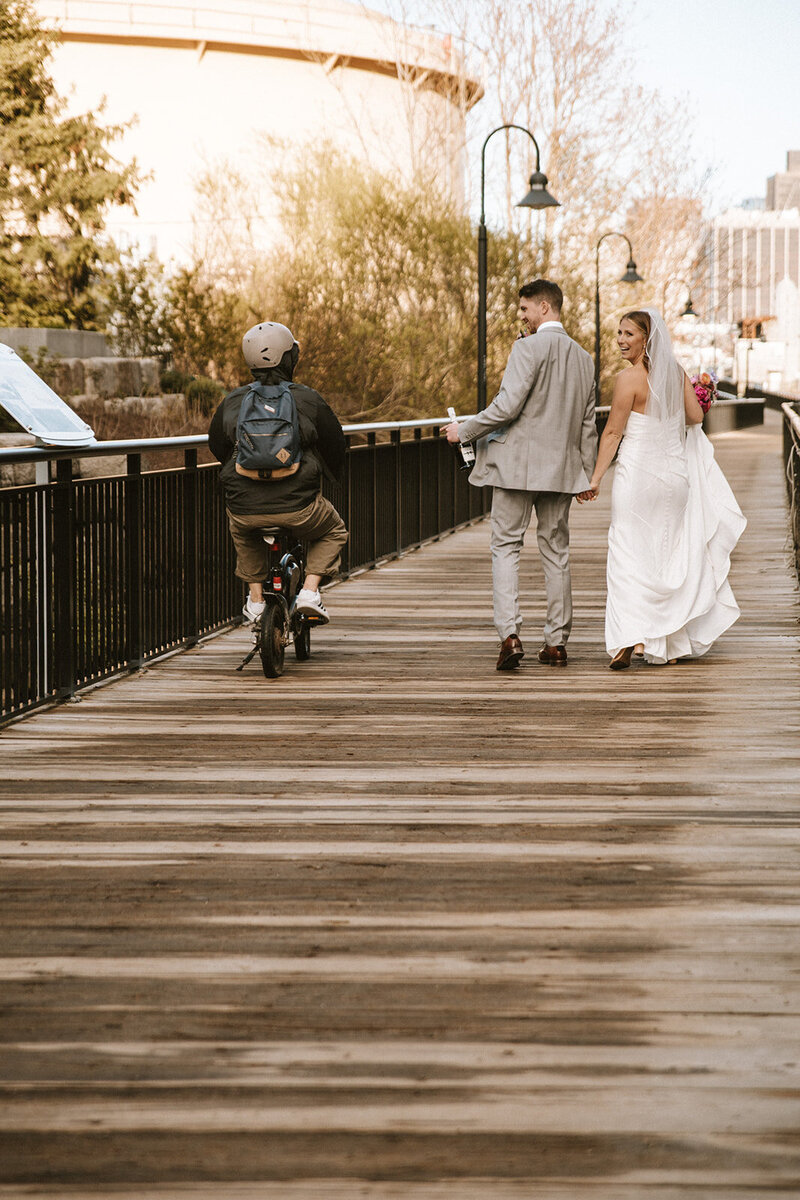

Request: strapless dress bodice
left=622, top=410, right=685, bottom=456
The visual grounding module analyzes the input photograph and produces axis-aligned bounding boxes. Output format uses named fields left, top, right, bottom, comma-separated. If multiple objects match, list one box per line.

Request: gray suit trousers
left=490, top=487, right=573, bottom=645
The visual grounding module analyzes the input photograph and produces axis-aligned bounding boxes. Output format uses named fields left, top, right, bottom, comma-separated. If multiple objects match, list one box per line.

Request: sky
left=365, top=0, right=799, bottom=212
left=625, top=0, right=799, bottom=208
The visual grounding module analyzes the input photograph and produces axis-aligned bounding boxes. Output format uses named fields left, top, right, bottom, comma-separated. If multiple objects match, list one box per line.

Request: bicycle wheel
left=294, top=617, right=311, bottom=661
left=259, top=605, right=285, bottom=678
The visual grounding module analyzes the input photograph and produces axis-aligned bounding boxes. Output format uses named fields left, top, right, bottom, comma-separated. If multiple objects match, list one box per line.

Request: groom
left=444, top=279, right=596, bottom=669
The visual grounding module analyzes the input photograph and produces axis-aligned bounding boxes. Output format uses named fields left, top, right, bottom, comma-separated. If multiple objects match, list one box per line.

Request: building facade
left=705, top=152, right=800, bottom=390
left=767, top=150, right=800, bottom=212
left=710, top=207, right=800, bottom=328
left=38, top=0, right=483, bottom=261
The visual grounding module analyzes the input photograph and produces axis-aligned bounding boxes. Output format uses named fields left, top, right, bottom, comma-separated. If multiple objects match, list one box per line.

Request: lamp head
left=518, top=170, right=560, bottom=210
left=620, top=258, right=643, bottom=284
left=681, top=296, right=697, bottom=317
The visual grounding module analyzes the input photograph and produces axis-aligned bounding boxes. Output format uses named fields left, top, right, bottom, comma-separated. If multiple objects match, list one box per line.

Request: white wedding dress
left=605, top=311, right=746, bottom=664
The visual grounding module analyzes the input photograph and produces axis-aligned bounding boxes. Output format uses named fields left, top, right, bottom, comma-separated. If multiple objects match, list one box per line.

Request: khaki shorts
left=227, top=494, right=348, bottom=583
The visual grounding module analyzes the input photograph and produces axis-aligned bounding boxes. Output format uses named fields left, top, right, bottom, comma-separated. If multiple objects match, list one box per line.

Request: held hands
left=576, top=483, right=600, bottom=504
left=441, top=421, right=461, bottom=444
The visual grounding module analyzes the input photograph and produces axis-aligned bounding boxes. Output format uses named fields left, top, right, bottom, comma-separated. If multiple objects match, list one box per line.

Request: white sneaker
left=295, top=588, right=329, bottom=624
left=243, top=597, right=266, bottom=623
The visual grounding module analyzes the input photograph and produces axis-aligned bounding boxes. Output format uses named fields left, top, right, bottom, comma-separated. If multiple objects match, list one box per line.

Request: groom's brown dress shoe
left=496, top=634, right=524, bottom=671
left=538, top=643, right=568, bottom=665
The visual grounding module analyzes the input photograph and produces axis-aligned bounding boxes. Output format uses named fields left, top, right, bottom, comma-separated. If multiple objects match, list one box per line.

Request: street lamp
left=594, top=231, right=643, bottom=404
left=477, top=124, right=559, bottom=410
left=662, top=277, right=697, bottom=318
left=744, top=339, right=754, bottom=394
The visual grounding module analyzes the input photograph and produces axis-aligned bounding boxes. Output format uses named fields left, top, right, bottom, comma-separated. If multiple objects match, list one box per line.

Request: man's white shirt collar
left=536, top=321, right=564, bottom=332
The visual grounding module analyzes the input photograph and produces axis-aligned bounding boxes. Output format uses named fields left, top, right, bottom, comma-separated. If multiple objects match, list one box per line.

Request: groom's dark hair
left=519, top=279, right=563, bottom=312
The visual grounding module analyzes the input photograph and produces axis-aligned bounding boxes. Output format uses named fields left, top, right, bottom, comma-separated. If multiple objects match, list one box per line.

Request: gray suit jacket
left=458, top=325, right=597, bottom=493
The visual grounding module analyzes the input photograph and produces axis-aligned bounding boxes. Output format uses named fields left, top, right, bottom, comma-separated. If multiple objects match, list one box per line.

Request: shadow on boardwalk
left=1, top=413, right=799, bottom=1197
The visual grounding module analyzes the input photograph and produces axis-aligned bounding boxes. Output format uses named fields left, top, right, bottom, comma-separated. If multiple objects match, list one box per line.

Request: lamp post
left=662, top=277, right=702, bottom=372
left=477, top=124, right=559, bottom=411
left=594, top=231, right=643, bottom=404
left=662, top=277, right=697, bottom=319
left=744, top=339, right=754, bottom=394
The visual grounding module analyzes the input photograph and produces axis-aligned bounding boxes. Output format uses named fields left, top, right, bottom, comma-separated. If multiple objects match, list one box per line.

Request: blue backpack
left=235, top=381, right=302, bottom=477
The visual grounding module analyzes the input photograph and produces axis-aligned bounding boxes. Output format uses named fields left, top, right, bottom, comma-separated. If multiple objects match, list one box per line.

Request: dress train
left=605, top=413, right=746, bottom=664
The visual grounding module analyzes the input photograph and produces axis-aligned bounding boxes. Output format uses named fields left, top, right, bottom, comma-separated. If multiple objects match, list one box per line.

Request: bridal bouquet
left=691, top=369, right=718, bottom=413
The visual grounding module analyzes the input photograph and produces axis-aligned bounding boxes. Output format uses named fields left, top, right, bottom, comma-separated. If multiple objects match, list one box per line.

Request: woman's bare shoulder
left=613, top=363, right=647, bottom=396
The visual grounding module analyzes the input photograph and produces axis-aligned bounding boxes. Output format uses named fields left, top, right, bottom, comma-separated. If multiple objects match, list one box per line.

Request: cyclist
left=208, top=322, right=347, bottom=625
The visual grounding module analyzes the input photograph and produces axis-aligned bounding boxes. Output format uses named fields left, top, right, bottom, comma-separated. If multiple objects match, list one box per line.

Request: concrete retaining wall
left=704, top=399, right=765, bottom=434
left=0, top=328, right=109, bottom=358
left=48, top=357, right=161, bottom=400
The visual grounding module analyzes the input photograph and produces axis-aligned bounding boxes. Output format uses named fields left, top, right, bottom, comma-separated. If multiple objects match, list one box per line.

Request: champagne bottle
left=447, top=407, right=475, bottom=470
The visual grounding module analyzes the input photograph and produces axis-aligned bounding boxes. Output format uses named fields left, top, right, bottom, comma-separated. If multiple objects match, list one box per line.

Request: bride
left=579, top=307, right=746, bottom=669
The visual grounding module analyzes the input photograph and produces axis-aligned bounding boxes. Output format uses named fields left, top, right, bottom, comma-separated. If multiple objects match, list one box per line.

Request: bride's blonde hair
left=621, top=310, right=651, bottom=371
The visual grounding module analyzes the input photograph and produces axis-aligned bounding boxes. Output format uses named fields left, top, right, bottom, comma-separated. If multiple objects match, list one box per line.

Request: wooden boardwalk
left=1, top=412, right=799, bottom=1198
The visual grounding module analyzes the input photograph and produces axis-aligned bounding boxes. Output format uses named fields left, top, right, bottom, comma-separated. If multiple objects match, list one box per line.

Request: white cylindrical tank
left=38, top=0, right=483, bottom=261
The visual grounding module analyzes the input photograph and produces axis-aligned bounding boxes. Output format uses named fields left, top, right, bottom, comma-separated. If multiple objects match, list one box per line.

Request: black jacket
left=208, top=366, right=346, bottom=515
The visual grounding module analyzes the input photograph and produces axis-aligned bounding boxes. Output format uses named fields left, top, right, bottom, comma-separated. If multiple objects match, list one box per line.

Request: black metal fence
left=0, top=421, right=488, bottom=725
left=730, top=384, right=800, bottom=583
left=780, top=401, right=800, bottom=582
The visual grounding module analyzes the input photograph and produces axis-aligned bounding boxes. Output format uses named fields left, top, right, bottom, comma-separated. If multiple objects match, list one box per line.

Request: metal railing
left=746, top=385, right=800, bottom=584
left=744, top=387, right=800, bottom=582
left=782, top=401, right=800, bottom=582
left=741, top=383, right=800, bottom=412
left=0, top=420, right=488, bottom=725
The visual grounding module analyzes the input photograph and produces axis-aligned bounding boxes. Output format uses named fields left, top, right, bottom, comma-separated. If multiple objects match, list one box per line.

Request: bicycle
left=236, top=529, right=322, bottom=678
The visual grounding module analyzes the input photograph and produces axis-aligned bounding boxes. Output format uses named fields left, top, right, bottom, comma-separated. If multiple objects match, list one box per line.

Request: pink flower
left=691, top=373, right=717, bottom=414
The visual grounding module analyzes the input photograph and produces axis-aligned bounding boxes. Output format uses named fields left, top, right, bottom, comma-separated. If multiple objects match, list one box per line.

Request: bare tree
left=189, top=160, right=268, bottom=315
left=625, top=193, right=706, bottom=321
left=297, top=2, right=483, bottom=208
left=412, top=4, right=702, bottom=274
left=163, top=0, right=712, bottom=409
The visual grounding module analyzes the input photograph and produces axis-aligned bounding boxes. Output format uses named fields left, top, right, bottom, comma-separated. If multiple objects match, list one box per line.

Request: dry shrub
left=74, top=399, right=218, bottom=468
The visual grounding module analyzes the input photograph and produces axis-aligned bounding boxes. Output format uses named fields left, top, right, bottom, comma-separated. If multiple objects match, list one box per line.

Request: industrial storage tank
left=38, top=0, right=483, bottom=260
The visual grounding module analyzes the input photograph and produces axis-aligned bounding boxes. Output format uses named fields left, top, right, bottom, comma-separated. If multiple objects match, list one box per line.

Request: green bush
left=185, top=375, right=225, bottom=414
left=0, top=0, right=140, bottom=330
left=163, top=267, right=250, bottom=389
left=160, top=367, right=193, bottom=393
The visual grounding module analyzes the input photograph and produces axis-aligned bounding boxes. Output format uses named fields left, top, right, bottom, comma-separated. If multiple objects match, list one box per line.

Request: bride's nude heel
left=609, top=647, right=634, bottom=671
left=633, top=643, right=644, bottom=658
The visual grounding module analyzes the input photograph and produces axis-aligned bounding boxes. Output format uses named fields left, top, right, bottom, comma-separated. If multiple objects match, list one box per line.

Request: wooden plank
left=0, top=412, right=798, bottom=1195
left=3, top=1189, right=800, bottom=1200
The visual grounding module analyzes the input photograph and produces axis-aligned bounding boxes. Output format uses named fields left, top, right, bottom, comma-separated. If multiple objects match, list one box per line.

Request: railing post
left=415, top=426, right=423, bottom=547
left=52, top=457, right=76, bottom=699
left=125, top=452, right=144, bottom=669
left=434, top=427, right=442, bottom=539
left=183, top=447, right=199, bottom=646
left=392, top=428, right=402, bottom=555
left=34, top=461, right=51, bottom=699
left=344, top=434, right=352, bottom=578
left=368, top=431, right=377, bottom=566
